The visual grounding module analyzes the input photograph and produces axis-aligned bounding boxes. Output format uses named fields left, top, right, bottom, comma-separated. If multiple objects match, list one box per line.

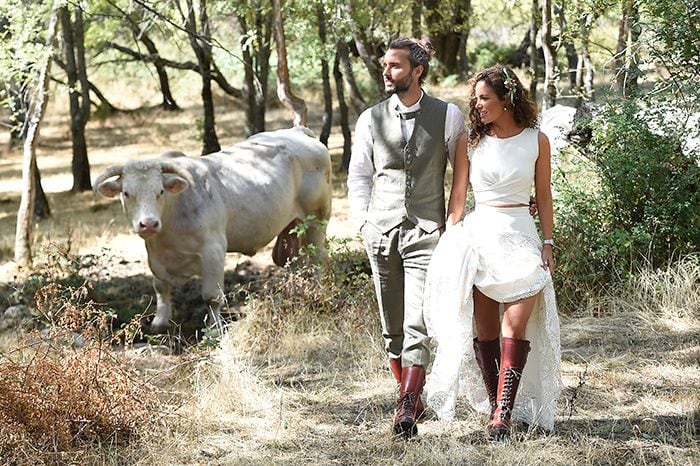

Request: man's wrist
left=543, top=239, right=555, bottom=247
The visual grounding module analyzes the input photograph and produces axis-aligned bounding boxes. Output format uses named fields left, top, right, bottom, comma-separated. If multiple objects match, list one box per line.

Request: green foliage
left=468, top=41, right=517, bottom=72
left=553, top=100, right=700, bottom=304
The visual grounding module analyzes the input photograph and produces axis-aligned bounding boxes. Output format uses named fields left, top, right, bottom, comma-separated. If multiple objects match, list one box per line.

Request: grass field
left=0, top=87, right=698, bottom=465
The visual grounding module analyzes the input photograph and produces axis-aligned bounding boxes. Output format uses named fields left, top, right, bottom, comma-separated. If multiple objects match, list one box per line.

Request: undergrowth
left=0, top=245, right=160, bottom=464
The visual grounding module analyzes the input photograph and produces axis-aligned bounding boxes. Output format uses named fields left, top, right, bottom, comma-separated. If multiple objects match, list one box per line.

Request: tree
left=60, top=4, right=92, bottom=192
left=272, top=0, right=306, bottom=126
left=344, top=0, right=384, bottom=97
left=541, top=0, right=557, bottom=109
left=337, top=40, right=366, bottom=115
left=237, top=1, right=272, bottom=136
left=425, top=0, right=472, bottom=77
left=615, top=0, right=641, bottom=96
left=176, top=0, right=220, bottom=154
left=334, top=40, right=352, bottom=170
left=316, top=2, right=332, bottom=146
left=529, top=0, right=539, bottom=99
left=15, top=0, right=60, bottom=267
left=1, top=4, right=52, bottom=220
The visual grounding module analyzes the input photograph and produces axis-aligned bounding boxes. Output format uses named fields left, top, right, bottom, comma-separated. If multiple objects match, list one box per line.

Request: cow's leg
left=272, top=218, right=302, bottom=267
left=200, top=244, right=226, bottom=329
left=151, top=276, right=173, bottom=333
left=304, top=215, right=329, bottom=264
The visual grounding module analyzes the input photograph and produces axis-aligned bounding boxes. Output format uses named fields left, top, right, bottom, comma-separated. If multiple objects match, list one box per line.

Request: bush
left=469, top=41, right=518, bottom=72
left=553, top=100, right=700, bottom=306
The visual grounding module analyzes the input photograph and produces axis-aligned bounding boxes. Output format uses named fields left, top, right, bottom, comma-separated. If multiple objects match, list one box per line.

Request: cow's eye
left=123, top=192, right=130, bottom=198
left=159, top=189, right=164, bottom=196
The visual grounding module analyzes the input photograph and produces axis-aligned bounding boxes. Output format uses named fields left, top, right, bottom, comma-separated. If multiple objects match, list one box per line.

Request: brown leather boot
left=393, top=365, right=425, bottom=438
left=473, top=337, right=501, bottom=416
left=389, top=358, right=425, bottom=420
left=389, top=358, right=402, bottom=384
left=488, top=337, right=530, bottom=440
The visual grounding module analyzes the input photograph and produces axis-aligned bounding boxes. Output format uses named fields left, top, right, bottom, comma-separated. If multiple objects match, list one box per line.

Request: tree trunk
left=137, top=31, right=179, bottom=110
left=541, top=0, right=557, bottom=109
left=575, top=11, right=595, bottom=105
left=333, top=44, right=352, bottom=171
left=529, top=0, right=539, bottom=99
left=554, top=4, right=578, bottom=88
left=337, top=40, right=366, bottom=115
left=16, top=1, right=60, bottom=268
left=425, top=0, right=471, bottom=76
left=272, top=0, right=307, bottom=127
left=238, top=11, right=271, bottom=137
left=180, top=0, right=220, bottom=154
left=457, top=1, right=472, bottom=76
left=317, top=3, right=332, bottom=146
left=345, top=1, right=384, bottom=97
left=8, top=78, right=28, bottom=149
left=411, top=1, right=422, bottom=38
left=616, top=0, right=640, bottom=96
left=60, top=6, right=92, bottom=192
left=33, top=163, right=51, bottom=220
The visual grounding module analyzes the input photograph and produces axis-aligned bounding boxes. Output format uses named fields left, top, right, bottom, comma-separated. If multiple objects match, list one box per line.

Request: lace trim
left=423, top=223, right=562, bottom=431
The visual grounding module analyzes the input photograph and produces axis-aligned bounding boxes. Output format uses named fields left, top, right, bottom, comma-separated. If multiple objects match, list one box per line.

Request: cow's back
left=204, top=127, right=332, bottom=254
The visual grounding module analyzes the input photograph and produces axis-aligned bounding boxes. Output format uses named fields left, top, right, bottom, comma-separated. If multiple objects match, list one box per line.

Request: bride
left=424, top=64, right=562, bottom=439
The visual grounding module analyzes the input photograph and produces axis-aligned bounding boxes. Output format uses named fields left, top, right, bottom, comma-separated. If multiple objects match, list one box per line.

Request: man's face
left=382, top=48, right=422, bottom=95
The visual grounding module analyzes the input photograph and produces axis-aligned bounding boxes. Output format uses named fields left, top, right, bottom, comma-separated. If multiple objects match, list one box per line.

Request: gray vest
left=368, top=94, right=448, bottom=233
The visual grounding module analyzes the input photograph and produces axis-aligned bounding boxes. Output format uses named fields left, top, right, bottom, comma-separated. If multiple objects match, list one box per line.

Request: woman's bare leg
left=473, top=287, right=500, bottom=341
left=501, top=293, right=539, bottom=339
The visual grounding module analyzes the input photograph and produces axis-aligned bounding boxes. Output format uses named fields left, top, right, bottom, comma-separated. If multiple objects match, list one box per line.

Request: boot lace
left=497, top=368, right=522, bottom=421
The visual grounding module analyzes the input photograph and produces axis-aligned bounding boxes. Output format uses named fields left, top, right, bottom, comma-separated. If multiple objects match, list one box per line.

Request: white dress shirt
left=347, top=92, right=467, bottom=230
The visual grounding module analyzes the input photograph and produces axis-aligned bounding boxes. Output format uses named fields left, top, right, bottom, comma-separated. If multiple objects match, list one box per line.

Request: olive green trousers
left=362, top=219, right=440, bottom=368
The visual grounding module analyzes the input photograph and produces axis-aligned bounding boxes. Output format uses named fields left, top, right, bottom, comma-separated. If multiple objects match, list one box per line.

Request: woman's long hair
left=467, top=64, right=539, bottom=147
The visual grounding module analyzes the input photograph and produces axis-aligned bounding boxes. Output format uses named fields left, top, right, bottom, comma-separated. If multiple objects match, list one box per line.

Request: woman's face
left=473, top=80, right=506, bottom=125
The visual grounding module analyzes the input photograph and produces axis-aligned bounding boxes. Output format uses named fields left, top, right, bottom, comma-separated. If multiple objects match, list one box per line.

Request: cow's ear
left=163, top=175, right=189, bottom=194
left=97, top=180, right=122, bottom=198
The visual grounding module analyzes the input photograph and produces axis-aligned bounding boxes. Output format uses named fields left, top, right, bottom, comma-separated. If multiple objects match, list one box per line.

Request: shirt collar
left=391, top=90, right=424, bottom=113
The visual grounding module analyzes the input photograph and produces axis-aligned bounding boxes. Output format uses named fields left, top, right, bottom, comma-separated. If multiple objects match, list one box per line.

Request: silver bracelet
left=543, top=239, right=555, bottom=247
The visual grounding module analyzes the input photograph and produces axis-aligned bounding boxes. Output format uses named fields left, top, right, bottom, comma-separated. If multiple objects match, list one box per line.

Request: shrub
left=553, top=100, right=700, bottom=307
left=469, top=41, right=518, bottom=72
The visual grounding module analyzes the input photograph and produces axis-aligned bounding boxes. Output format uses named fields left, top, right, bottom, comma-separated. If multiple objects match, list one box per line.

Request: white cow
left=94, top=127, right=332, bottom=332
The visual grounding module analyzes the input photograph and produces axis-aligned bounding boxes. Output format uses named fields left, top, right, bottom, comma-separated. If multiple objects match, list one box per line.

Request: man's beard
left=385, top=74, right=413, bottom=95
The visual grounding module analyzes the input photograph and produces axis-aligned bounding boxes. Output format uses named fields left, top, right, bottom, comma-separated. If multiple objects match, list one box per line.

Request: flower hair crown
left=502, top=68, right=517, bottom=106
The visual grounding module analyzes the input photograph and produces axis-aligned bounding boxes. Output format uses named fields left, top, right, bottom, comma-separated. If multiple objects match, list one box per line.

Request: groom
left=347, top=37, right=466, bottom=438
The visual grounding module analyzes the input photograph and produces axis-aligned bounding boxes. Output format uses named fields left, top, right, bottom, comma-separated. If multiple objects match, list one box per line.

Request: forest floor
left=0, top=88, right=698, bottom=465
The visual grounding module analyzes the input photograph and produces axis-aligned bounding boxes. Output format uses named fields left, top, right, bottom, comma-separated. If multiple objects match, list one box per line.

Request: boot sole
left=393, top=418, right=417, bottom=438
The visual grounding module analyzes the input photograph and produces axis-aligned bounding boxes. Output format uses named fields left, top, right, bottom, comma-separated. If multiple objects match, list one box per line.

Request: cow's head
left=94, top=161, right=192, bottom=238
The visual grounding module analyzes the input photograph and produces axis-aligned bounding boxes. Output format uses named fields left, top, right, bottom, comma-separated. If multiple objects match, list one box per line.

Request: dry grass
left=107, top=257, right=697, bottom=465
left=1, top=87, right=698, bottom=464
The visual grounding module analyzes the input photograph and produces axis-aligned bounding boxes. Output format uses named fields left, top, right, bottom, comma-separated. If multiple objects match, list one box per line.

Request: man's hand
left=529, top=196, right=538, bottom=216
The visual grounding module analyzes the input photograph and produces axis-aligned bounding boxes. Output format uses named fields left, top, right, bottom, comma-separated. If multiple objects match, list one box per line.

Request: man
left=347, top=38, right=466, bottom=438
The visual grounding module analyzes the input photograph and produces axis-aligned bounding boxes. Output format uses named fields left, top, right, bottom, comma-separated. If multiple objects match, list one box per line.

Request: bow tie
left=396, top=110, right=420, bottom=120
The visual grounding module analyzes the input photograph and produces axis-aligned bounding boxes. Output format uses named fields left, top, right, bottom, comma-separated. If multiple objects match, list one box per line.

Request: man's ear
left=413, top=64, right=424, bottom=80
left=97, top=180, right=122, bottom=198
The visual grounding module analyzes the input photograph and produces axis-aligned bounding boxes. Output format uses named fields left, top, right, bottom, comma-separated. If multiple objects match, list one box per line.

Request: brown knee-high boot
left=393, top=365, right=425, bottom=438
left=473, top=337, right=501, bottom=416
left=389, top=358, right=402, bottom=384
left=488, top=337, right=530, bottom=439
left=389, top=358, right=425, bottom=421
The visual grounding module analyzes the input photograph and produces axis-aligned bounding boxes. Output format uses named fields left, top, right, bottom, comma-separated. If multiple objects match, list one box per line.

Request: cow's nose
left=138, top=219, right=160, bottom=231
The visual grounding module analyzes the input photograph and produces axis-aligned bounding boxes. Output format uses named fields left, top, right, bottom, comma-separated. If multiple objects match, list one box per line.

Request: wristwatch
left=543, top=239, right=555, bottom=247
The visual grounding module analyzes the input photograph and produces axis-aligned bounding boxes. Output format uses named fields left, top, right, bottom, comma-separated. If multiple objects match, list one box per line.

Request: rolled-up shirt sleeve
left=347, top=109, right=374, bottom=231
left=445, top=103, right=467, bottom=167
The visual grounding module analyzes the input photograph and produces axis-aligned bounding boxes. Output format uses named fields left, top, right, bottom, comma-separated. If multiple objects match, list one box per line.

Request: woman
left=424, top=64, right=561, bottom=439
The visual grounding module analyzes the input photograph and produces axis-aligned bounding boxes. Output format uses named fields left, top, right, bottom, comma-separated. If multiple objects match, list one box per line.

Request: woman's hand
left=542, top=245, right=555, bottom=274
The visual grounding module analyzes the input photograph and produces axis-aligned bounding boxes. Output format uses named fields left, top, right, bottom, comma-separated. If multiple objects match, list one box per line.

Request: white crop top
left=469, top=127, right=539, bottom=205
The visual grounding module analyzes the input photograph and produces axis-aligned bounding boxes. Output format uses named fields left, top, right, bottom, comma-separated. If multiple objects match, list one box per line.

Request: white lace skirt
left=423, top=205, right=562, bottom=430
